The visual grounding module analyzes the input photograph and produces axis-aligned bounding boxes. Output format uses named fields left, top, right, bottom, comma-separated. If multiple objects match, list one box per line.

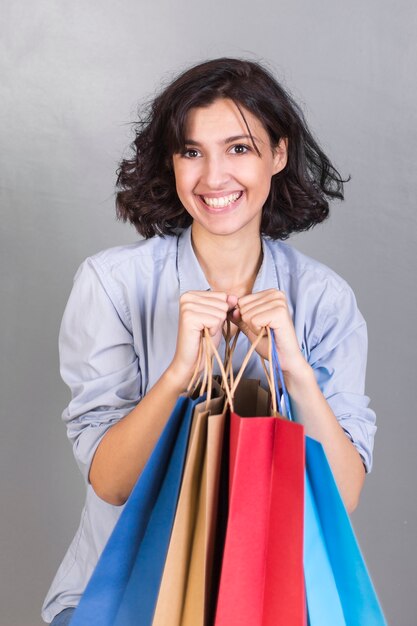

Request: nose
left=201, top=154, right=231, bottom=190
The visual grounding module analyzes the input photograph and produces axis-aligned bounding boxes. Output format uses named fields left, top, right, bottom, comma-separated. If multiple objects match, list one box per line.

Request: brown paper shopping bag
left=181, top=395, right=228, bottom=626
left=151, top=384, right=226, bottom=626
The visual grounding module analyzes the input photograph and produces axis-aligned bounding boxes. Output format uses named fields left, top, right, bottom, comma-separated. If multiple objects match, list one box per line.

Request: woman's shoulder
left=85, top=233, right=179, bottom=277
left=70, top=234, right=179, bottom=309
left=69, top=234, right=178, bottom=294
left=265, top=239, right=367, bottom=373
left=264, top=237, right=351, bottom=295
left=67, top=234, right=180, bottom=331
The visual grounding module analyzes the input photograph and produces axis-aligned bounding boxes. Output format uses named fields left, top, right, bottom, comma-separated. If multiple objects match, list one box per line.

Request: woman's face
left=172, top=98, right=287, bottom=239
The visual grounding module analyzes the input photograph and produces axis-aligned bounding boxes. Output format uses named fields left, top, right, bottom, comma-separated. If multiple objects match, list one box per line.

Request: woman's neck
left=191, top=223, right=263, bottom=297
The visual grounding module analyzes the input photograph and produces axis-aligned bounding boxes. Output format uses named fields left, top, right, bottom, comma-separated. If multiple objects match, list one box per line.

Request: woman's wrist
left=163, top=361, right=194, bottom=395
left=283, top=358, right=317, bottom=398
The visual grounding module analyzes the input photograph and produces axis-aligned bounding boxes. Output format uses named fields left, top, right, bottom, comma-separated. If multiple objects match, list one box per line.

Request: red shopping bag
left=210, top=327, right=306, bottom=626
left=215, top=399, right=306, bottom=626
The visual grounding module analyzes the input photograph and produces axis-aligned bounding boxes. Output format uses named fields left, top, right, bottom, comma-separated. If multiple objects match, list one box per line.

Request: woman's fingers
left=170, top=291, right=231, bottom=387
left=171, top=288, right=306, bottom=387
left=237, top=291, right=289, bottom=332
left=238, top=289, right=286, bottom=316
left=238, top=288, right=286, bottom=307
left=239, top=302, right=288, bottom=332
left=179, top=292, right=230, bottom=334
left=232, top=289, right=305, bottom=374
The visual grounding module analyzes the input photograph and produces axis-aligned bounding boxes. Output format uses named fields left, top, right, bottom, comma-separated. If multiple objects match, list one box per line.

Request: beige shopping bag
left=181, top=378, right=271, bottom=626
left=151, top=384, right=226, bottom=626
left=181, top=399, right=227, bottom=625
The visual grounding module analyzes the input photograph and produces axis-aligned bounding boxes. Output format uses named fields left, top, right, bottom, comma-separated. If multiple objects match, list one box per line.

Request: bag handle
left=189, top=321, right=240, bottom=399
left=222, top=320, right=240, bottom=390
left=204, top=327, right=278, bottom=414
left=270, top=329, right=294, bottom=421
left=204, top=327, right=234, bottom=408
left=189, top=326, right=289, bottom=417
left=223, top=322, right=274, bottom=394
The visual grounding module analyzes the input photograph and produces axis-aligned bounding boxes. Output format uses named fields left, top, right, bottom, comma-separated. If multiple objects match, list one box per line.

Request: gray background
left=1, top=1, right=416, bottom=624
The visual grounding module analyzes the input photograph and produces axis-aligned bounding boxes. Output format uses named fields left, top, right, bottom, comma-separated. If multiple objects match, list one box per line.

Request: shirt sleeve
left=59, top=258, right=142, bottom=481
left=307, top=279, right=377, bottom=473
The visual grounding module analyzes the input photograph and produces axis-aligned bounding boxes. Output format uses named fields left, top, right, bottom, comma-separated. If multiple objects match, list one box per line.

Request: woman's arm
left=284, top=364, right=365, bottom=513
left=89, top=290, right=235, bottom=505
left=232, top=288, right=367, bottom=513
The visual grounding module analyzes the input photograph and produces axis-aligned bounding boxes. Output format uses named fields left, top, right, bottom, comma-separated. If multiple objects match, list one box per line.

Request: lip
left=196, top=190, right=245, bottom=214
left=196, top=190, right=244, bottom=199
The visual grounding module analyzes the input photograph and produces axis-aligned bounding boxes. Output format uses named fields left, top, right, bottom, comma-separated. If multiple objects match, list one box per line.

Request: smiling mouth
left=200, top=191, right=243, bottom=208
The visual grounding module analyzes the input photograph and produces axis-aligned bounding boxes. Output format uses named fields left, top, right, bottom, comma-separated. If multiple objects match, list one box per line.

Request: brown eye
left=230, top=144, right=250, bottom=155
left=182, top=148, right=200, bottom=158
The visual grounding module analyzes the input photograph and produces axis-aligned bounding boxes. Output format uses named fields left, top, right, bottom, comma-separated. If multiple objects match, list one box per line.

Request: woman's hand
left=230, top=288, right=365, bottom=512
left=229, top=288, right=308, bottom=379
left=168, top=290, right=238, bottom=390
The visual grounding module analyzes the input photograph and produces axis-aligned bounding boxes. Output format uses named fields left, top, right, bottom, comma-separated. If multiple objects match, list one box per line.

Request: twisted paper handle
left=204, top=326, right=278, bottom=414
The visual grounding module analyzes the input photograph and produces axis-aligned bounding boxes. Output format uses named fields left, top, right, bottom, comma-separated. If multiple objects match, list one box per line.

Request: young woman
left=42, top=58, right=376, bottom=625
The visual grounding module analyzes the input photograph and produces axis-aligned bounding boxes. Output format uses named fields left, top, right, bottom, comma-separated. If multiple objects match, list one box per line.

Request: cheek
left=173, top=171, right=198, bottom=214
left=174, top=164, right=197, bottom=196
left=175, top=178, right=193, bottom=205
left=248, top=167, right=274, bottom=197
left=261, top=161, right=278, bottom=190
left=239, top=158, right=275, bottom=188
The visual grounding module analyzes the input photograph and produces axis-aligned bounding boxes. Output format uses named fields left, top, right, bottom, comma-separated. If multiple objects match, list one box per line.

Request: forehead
left=184, top=98, right=268, bottom=142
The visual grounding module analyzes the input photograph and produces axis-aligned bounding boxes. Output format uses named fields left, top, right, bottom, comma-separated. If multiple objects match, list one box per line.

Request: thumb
left=229, top=307, right=252, bottom=337
left=226, top=294, right=238, bottom=310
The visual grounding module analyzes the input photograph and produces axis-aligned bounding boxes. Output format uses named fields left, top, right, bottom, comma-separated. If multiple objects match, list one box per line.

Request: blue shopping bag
left=270, top=333, right=387, bottom=626
left=70, top=394, right=203, bottom=626
left=305, top=438, right=387, bottom=625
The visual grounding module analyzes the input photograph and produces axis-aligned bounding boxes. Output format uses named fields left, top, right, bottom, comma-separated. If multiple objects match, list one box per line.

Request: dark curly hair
left=116, top=58, right=348, bottom=239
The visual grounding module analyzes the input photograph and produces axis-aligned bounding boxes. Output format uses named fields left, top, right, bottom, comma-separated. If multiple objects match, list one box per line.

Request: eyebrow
left=183, top=134, right=261, bottom=146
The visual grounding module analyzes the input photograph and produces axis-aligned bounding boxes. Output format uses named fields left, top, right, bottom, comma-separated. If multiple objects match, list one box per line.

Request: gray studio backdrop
left=1, top=1, right=416, bottom=625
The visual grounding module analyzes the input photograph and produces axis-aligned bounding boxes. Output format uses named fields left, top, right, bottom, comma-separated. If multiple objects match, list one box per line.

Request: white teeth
left=202, top=192, right=241, bottom=208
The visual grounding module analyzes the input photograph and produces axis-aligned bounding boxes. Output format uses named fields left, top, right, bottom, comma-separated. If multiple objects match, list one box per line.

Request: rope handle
left=204, top=328, right=234, bottom=409
left=187, top=326, right=289, bottom=418
left=204, top=326, right=279, bottom=414
left=270, top=329, right=293, bottom=421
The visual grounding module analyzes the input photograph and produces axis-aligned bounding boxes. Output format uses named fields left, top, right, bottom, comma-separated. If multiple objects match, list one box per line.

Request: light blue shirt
left=42, top=226, right=376, bottom=622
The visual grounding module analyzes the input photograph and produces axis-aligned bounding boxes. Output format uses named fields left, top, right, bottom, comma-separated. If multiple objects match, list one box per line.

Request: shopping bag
left=270, top=332, right=387, bottom=626
left=180, top=395, right=227, bottom=626
left=214, top=366, right=306, bottom=626
left=69, top=393, right=203, bottom=626
left=305, top=439, right=387, bottom=625
left=152, top=385, right=226, bottom=626
left=303, top=470, right=345, bottom=624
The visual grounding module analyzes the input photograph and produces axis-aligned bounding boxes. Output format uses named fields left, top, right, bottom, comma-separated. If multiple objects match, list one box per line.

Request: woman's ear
left=272, top=137, right=288, bottom=174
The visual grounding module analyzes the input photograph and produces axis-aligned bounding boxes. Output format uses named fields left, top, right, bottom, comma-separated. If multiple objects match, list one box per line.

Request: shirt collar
left=253, top=237, right=280, bottom=293
left=177, top=226, right=280, bottom=295
left=177, top=227, right=211, bottom=295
